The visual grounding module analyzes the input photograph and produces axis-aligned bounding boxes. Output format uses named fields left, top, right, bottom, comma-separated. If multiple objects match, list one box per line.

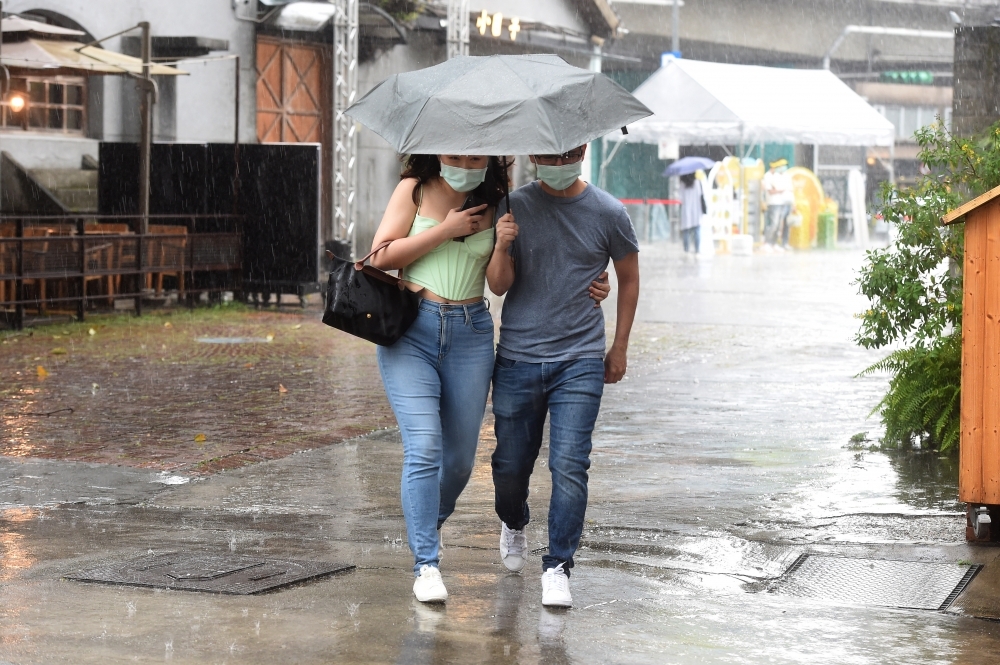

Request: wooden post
left=961, top=209, right=987, bottom=504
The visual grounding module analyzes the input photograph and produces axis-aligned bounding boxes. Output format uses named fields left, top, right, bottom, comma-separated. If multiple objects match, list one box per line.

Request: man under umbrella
left=346, top=54, right=649, bottom=607
left=485, top=145, right=640, bottom=608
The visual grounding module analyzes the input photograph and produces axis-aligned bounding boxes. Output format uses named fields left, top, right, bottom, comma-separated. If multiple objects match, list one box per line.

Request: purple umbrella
left=663, top=156, right=716, bottom=177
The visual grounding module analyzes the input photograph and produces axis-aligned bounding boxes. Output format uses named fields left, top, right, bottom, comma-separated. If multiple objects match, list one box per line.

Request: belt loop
left=464, top=305, right=471, bottom=326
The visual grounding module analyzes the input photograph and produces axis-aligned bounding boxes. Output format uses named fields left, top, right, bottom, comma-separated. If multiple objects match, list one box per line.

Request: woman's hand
left=494, top=212, right=518, bottom=251
left=440, top=203, right=488, bottom=239
left=589, top=271, right=611, bottom=308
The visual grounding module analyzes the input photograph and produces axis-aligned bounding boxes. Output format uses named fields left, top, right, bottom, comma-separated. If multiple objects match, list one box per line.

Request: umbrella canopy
left=663, top=156, right=715, bottom=177
left=346, top=54, right=652, bottom=155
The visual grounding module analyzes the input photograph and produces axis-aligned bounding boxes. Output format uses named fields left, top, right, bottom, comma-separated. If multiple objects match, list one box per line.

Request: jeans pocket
left=470, top=310, right=495, bottom=334
left=495, top=355, right=517, bottom=369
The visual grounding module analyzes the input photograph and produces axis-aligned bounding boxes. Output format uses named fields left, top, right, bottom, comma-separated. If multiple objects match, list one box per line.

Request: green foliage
left=375, top=0, right=423, bottom=23
left=856, top=120, right=1000, bottom=451
left=859, top=334, right=961, bottom=451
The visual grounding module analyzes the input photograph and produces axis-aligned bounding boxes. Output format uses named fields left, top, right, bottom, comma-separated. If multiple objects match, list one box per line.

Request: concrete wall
left=0, top=134, right=99, bottom=170
left=953, top=25, right=1000, bottom=137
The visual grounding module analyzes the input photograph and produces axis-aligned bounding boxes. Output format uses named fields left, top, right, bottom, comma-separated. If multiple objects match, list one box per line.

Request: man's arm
left=604, top=252, right=639, bottom=384
left=486, top=211, right=517, bottom=296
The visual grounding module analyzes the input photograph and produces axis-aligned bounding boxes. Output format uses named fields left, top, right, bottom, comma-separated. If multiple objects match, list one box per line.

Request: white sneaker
left=499, top=523, right=527, bottom=572
left=541, top=564, right=572, bottom=608
left=413, top=565, right=447, bottom=603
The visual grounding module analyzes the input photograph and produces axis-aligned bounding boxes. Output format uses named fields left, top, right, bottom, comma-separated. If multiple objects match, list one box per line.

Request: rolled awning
left=1, top=38, right=186, bottom=75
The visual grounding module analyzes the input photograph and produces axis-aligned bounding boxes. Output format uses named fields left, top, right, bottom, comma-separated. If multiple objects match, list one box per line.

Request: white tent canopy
left=623, top=58, right=895, bottom=147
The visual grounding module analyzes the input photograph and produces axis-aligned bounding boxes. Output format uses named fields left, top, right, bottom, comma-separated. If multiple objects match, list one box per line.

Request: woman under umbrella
left=366, top=154, right=611, bottom=603
left=678, top=171, right=706, bottom=254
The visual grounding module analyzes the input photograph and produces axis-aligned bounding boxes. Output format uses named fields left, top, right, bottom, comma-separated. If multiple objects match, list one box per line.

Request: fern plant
left=856, top=120, right=1000, bottom=452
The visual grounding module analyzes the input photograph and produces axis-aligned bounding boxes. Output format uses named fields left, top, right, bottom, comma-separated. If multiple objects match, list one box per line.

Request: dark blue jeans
left=491, top=355, right=605, bottom=575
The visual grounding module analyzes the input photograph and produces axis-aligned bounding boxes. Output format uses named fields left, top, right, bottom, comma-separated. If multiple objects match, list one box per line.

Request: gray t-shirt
left=497, top=181, right=639, bottom=363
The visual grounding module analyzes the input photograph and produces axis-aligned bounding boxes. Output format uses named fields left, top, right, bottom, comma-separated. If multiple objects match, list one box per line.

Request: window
left=872, top=104, right=949, bottom=142
left=1, top=76, right=86, bottom=134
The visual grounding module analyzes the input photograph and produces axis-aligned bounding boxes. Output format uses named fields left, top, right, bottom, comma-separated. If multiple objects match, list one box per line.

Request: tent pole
left=888, top=141, right=895, bottom=185
left=599, top=138, right=624, bottom=190
left=139, top=21, right=152, bottom=235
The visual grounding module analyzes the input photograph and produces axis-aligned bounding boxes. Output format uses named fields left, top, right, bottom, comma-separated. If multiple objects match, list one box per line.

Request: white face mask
left=440, top=164, right=487, bottom=192
left=536, top=162, right=582, bottom=191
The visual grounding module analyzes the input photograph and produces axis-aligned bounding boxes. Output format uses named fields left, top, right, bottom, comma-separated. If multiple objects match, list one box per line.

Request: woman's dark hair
left=679, top=172, right=696, bottom=187
left=400, top=154, right=509, bottom=207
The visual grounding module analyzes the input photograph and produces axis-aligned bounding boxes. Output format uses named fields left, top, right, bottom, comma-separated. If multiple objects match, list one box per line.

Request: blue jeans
left=377, top=299, right=495, bottom=575
left=681, top=225, right=700, bottom=253
left=491, top=355, right=605, bottom=575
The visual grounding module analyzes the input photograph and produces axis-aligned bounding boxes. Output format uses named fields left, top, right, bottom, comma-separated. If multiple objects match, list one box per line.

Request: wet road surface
left=2, top=244, right=999, bottom=664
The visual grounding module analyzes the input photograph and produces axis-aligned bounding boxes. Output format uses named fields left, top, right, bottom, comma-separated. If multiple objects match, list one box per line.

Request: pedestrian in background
left=678, top=171, right=705, bottom=254
left=762, top=159, right=794, bottom=248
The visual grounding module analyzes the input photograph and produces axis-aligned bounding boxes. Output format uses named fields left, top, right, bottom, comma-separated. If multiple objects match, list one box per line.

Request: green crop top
left=403, top=190, right=494, bottom=301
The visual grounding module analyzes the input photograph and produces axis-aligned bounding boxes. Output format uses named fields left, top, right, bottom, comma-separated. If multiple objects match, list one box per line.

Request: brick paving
left=0, top=305, right=394, bottom=473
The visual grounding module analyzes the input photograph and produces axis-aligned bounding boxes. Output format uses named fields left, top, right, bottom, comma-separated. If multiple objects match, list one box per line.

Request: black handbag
left=323, top=240, right=420, bottom=346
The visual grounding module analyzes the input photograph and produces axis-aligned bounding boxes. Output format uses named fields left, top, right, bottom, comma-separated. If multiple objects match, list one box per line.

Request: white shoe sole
left=501, top=554, right=525, bottom=572
left=413, top=587, right=447, bottom=603
left=542, top=595, right=572, bottom=608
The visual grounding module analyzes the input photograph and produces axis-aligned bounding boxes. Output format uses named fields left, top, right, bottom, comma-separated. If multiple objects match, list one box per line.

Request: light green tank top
left=404, top=192, right=494, bottom=301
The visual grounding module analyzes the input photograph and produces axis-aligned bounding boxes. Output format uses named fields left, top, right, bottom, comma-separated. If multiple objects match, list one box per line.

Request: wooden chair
left=147, top=225, right=188, bottom=296
left=20, top=226, right=63, bottom=313
left=84, top=223, right=132, bottom=305
left=0, top=223, right=14, bottom=306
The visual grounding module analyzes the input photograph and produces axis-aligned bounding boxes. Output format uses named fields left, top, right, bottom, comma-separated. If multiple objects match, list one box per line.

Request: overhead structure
left=622, top=58, right=895, bottom=148
left=0, top=14, right=185, bottom=75
left=446, top=0, right=469, bottom=59
left=331, top=0, right=359, bottom=252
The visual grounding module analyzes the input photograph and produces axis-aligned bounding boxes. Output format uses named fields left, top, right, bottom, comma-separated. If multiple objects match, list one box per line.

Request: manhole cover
left=773, top=554, right=981, bottom=610
left=66, top=553, right=353, bottom=595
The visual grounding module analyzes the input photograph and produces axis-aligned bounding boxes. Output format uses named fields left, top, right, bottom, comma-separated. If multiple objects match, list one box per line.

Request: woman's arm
left=369, top=179, right=487, bottom=270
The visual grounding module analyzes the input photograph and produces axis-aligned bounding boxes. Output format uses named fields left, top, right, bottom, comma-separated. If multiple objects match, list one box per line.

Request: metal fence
left=0, top=214, right=241, bottom=329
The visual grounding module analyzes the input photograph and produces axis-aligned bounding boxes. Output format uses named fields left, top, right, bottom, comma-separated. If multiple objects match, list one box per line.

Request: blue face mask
left=440, top=164, right=487, bottom=192
left=536, top=162, right=582, bottom=191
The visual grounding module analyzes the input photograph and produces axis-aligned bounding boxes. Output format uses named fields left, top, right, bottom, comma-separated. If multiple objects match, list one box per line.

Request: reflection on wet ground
left=1, top=245, right=999, bottom=664
left=0, top=307, right=393, bottom=473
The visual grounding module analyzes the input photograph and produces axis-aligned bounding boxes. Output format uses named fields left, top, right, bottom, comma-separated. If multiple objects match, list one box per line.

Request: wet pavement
left=2, top=244, right=1000, bottom=664
left=0, top=307, right=394, bottom=473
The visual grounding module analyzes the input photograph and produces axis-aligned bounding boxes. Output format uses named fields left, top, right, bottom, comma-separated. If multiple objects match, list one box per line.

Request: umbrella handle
left=501, top=155, right=511, bottom=214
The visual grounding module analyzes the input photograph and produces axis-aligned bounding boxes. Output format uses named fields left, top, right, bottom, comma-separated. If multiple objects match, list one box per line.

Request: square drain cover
left=774, top=555, right=981, bottom=610
left=66, top=552, right=354, bottom=595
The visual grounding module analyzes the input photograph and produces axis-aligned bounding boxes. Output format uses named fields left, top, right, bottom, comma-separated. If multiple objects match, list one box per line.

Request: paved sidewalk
left=0, top=305, right=394, bottom=473
left=3, top=247, right=1000, bottom=664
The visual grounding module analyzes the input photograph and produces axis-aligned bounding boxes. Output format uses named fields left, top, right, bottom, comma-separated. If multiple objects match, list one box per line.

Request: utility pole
left=672, top=0, right=679, bottom=54
left=0, top=1, right=5, bottom=216
left=446, top=0, right=469, bottom=59
left=138, top=21, right=152, bottom=235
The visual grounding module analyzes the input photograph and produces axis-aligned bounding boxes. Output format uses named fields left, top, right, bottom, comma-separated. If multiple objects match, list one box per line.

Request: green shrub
left=856, top=120, right=1000, bottom=452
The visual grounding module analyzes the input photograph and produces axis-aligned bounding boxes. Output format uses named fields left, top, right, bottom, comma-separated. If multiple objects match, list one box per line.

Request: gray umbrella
left=345, top=54, right=652, bottom=155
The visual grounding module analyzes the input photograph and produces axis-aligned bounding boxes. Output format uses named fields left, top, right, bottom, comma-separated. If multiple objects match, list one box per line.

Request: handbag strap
left=355, top=240, right=393, bottom=270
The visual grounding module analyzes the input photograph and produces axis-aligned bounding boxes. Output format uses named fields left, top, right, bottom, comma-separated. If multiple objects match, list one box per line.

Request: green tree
left=857, top=121, right=1000, bottom=452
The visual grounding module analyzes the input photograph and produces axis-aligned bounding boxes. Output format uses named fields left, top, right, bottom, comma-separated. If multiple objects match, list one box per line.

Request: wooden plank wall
left=986, top=206, right=1000, bottom=503
left=961, top=206, right=1000, bottom=503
